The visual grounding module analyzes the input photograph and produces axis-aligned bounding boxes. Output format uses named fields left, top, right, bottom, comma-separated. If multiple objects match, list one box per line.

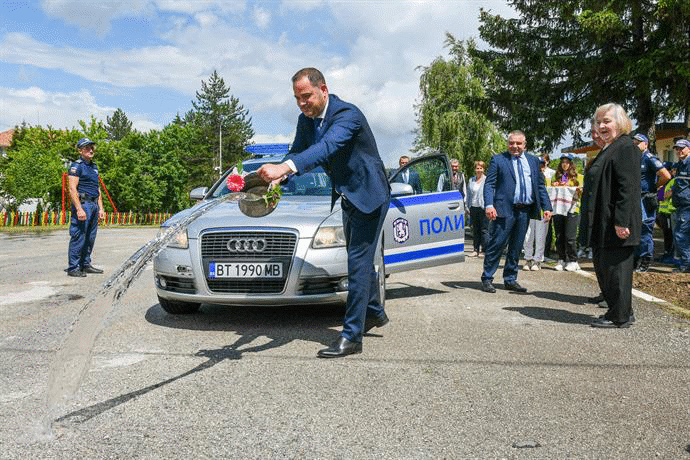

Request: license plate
left=208, top=262, right=283, bottom=279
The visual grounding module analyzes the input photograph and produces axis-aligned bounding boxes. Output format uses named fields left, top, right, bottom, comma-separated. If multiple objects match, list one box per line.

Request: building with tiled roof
left=0, top=129, right=14, bottom=157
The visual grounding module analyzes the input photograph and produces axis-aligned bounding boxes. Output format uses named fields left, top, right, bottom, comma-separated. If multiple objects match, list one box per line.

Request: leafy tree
left=474, top=0, right=690, bottom=150
left=0, top=119, right=119, bottom=212
left=103, top=124, right=200, bottom=213
left=105, top=142, right=163, bottom=213
left=415, top=35, right=505, bottom=175
left=106, top=108, right=133, bottom=141
left=0, top=125, right=67, bottom=210
left=183, top=70, right=254, bottom=187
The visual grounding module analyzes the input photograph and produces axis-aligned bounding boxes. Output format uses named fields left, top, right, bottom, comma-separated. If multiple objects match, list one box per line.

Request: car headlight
left=312, top=225, right=346, bottom=248
left=158, top=227, right=189, bottom=249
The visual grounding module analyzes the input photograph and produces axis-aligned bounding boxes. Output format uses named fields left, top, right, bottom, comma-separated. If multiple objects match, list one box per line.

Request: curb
left=574, top=269, right=667, bottom=304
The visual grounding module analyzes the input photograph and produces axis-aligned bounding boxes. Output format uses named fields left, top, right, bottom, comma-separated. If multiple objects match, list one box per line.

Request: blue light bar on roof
left=244, top=143, right=291, bottom=156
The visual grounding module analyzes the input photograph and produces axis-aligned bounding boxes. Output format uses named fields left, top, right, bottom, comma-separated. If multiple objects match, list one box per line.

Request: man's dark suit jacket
left=391, top=169, right=422, bottom=194
left=483, top=151, right=552, bottom=219
left=580, top=134, right=641, bottom=248
left=287, top=94, right=390, bottom=213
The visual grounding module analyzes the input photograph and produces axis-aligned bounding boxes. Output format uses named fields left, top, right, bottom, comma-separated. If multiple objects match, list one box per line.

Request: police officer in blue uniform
left=67, top=138, right=105, bottom=277
left=671, top=139, right=690, bottom=272
left=632, top=133, right=671, bottom=272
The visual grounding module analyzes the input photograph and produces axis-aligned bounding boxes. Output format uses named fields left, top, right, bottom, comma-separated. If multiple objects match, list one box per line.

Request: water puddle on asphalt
left=35, top=186, right=274, bottom=439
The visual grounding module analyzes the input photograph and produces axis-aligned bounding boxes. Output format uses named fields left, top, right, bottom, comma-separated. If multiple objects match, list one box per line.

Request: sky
left=0, top=0, right=519, bottom=167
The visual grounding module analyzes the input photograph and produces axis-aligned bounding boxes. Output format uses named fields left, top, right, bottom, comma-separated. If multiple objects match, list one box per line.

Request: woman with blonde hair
left=579, top=103, right=640, bottom=328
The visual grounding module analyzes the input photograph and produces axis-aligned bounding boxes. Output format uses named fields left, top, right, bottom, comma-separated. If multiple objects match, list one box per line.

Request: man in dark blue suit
left=391, top=155, right=422, bottom=194
left=481, top=131, right=552, bottom=293
left=258, top=68, right=391, bottom=358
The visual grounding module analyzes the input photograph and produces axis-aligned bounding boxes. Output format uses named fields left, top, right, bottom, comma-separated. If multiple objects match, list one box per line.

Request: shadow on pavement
left=440, top=280, right=485, bottom=291
left=386, top=284, right=447, bottom=300
left=527, top=290, right=591, bottom=305
left=503, top=306, right=594, bottom=325
left=55, top=303, right=344, bottom=425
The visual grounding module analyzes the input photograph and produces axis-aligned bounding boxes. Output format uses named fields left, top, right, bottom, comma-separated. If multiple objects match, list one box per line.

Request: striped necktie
left=516, top=156, right=527, bottom=204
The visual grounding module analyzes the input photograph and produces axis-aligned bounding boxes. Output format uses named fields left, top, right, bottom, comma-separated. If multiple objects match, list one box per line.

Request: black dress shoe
left=599, top=314, right=635, bottom=323
left=67, top=270, right=86, bottom=277
left=317, top=337, right=362, bottom=358
left=82, top=265, right=104, bottom=274
left=364, top=313, right=389, bottom=333
left=481, top=280, right=496, bottom=293
left=504, top=281, right=527, bottom=292
left=591, top=318, right=632, bottom=328
left=587, top=293, right=605, bottom=304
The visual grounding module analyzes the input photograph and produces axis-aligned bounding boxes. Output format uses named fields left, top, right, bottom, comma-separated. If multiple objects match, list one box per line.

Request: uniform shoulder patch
left=69, top=159, right=82, bottom=175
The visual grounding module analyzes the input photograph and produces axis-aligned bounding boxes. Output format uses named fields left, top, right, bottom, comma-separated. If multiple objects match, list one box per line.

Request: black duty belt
left=79, top=194, right=98, bottom=202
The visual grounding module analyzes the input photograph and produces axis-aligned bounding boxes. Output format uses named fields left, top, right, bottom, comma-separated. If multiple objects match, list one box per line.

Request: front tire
left=158, top=295, right=201, bottom=314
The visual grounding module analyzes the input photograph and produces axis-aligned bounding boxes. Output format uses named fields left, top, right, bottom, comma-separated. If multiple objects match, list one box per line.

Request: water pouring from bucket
left=41, top=173, right=281, bottom=435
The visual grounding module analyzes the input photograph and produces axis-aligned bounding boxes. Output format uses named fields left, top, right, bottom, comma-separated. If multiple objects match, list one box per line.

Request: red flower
left=226, top=174, right=245, bottom=192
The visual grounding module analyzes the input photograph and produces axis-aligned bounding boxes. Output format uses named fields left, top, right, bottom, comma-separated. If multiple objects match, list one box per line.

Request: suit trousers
left=592, top=246, right=635, bottom=323
left=481, top=206, right=531, bottom=283
left=341, top=197, right=389, bottom=342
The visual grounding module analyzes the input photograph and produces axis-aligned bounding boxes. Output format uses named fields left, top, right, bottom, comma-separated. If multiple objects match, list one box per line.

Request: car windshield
left=210, top=160, right=332, bottom=198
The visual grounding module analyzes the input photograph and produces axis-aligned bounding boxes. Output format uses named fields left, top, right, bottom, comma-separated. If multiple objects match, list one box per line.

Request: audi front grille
left=200, top=230, right=298, bottom=294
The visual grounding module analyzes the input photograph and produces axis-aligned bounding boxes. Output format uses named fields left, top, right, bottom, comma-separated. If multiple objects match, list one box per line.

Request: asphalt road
left=1, top=227, right=688, bottom=459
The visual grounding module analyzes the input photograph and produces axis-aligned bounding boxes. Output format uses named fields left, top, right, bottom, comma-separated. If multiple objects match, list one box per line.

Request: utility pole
left=218, top=115, right=223, bottom=178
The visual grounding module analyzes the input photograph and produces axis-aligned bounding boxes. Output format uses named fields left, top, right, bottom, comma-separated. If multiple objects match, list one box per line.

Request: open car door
left=383, top=153, right=465, bottom=274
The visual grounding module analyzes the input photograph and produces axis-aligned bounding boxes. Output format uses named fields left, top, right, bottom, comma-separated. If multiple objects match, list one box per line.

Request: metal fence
left=1, top=211, right=172, bottom=228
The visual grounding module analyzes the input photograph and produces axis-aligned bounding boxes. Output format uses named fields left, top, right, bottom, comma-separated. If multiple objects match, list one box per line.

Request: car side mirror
left=390, top=182, right=414, bottom=197
left=189, top=187, right=208, bottom=201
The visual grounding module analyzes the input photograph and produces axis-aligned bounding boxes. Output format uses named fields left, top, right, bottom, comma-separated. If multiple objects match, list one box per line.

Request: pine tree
left=186, top=70, right=254, bottom=187
left=106, top=108, right=133, bottom=141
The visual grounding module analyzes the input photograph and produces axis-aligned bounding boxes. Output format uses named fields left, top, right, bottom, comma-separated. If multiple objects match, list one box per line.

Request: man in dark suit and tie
left=392, top=155, right=422, bottom=194
left=481, top=131, right=552, bottom=293
left=258, top=67, right=391, bottom=358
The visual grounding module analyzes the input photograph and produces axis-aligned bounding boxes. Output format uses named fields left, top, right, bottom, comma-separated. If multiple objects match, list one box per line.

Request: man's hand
left=543, top=211, right=552, bottom=222
left=615, top=225, right=630, bottom=240
left=76, top=208, right=87, bottom=221
left=485, top=207, right=497, bottom=221
left=257, top=163, right=292, bottom=182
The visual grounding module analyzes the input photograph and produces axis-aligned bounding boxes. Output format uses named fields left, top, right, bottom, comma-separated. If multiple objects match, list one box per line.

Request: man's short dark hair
left=292, top=67, right=326, bottom=87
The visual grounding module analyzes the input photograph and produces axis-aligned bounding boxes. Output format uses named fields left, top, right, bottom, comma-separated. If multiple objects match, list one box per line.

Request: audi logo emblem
left=227, top=238, right=267, bottom=253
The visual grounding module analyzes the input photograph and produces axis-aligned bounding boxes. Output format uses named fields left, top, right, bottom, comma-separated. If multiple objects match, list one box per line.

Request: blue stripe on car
left=389, top=190, right=463, bottom=209
left=384, top=243, right=464, bottom=264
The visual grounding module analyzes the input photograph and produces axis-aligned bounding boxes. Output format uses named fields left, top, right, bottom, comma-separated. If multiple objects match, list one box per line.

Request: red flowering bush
left=226, top=174, right=245, bottom=192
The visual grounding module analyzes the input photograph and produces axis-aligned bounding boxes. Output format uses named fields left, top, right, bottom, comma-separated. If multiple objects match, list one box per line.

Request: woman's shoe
left=564, top=261, right=580, bottom=271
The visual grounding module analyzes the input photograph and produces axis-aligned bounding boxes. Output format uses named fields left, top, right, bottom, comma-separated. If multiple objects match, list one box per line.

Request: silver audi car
left=153, top=146, right=465, bottom=314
